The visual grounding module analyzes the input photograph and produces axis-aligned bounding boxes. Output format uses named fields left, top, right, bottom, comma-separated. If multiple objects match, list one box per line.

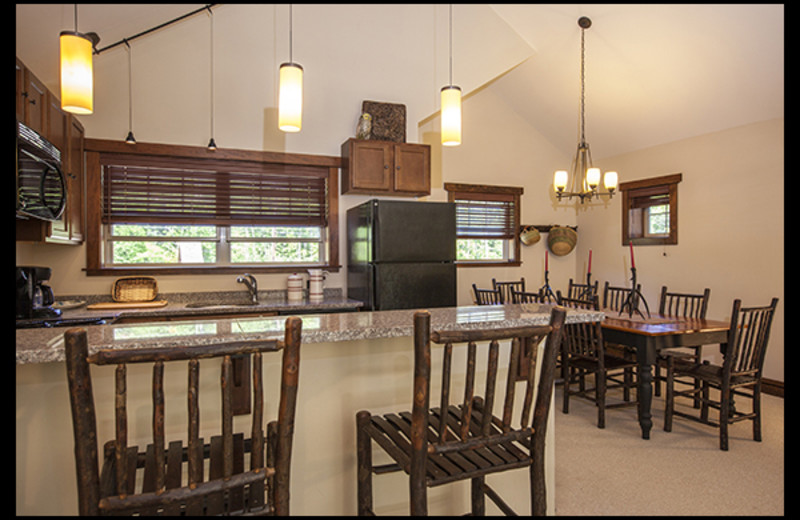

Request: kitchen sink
left=184, top=301, right=260, bottom=308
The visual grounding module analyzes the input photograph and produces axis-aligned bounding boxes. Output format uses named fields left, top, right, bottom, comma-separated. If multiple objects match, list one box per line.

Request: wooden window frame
left=83, top=139, right=341, bottom=276
left=445, top=182, right=523, bottom=268
left=620, top=173, right=681, bottom=246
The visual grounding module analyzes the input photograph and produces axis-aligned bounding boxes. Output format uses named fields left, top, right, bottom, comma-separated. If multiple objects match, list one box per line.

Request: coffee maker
left=16, top=266, right=61, bottom=320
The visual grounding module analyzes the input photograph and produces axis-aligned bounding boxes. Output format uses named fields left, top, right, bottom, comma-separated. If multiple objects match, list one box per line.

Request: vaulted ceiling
left=16, top=4, right=783, bottom=159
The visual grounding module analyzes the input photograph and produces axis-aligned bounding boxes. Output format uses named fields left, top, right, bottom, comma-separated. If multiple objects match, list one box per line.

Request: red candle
left=545, top=250, right=549, bottom=272
left=588, top=249, right=592, bottom=274
left=629, top=242, right=635, bottom=269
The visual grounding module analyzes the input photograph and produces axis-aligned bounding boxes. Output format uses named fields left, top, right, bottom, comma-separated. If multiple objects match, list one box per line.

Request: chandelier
left=554, top=16, right=617, bottom=204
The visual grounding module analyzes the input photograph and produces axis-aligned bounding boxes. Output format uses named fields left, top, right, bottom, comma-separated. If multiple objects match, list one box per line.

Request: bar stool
left=356, top=306, right=567, bottom=516
left=63, top=317, right=303, bottom=516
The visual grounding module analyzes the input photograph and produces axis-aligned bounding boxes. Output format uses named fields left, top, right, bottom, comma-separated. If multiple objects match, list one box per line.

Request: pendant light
left=279, top=4, right=303, bottom=133
left=124, top=40, right=136, bottom=144
left=60, top=4, right=94, bottom=115
left=553, top=17, right=618, bottom=204
left=441, top=4, right=461, bottom=146
left=207, top=6, right=217, bottom=150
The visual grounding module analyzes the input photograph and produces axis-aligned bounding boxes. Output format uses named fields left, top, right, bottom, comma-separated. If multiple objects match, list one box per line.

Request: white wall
left=576, top=118, right=784, bottom=382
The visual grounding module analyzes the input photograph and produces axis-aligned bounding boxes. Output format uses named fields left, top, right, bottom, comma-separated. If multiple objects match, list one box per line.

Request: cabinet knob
left=384, top=165, right=389, bottom=169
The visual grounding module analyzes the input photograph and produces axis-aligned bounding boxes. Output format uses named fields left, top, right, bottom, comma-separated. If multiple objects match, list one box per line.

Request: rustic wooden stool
left=356, top=306, right=567, bottom=516
left=64, top=316, right=302, bottom=516
left=492, top=278, right=525, bottom=304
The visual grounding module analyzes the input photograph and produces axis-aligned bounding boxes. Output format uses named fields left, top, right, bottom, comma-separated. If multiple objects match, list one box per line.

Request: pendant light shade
left=278, top=62, right=303, bottom=132
left=440, top=85, right=461, bottom=146
left=60, top=30, right=94, bottom=114
left=441, top=4, right=460, bottom=146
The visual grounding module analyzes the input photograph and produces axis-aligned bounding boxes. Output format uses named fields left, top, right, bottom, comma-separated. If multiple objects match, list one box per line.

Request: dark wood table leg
left=635, top=340, right=657, bottom=440
left=637, top=362, right=654, bottom=439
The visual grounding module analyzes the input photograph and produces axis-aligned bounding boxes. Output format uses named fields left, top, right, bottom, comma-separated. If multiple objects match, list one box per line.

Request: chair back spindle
left=567, top=278, right=599, bottom=300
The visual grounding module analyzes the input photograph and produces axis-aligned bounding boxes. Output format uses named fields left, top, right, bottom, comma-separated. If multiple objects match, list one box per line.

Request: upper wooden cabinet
left=341, top=138, right=430, bottom=196
left=16, top=57, right=85, bottom=245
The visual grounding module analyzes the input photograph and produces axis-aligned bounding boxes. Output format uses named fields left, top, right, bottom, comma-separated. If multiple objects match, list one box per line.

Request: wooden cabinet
left=16, top=57, right=85, bottom=245
left=17, top=57, right=47, bottom=135
left=341, top=138, right=430, bottom=196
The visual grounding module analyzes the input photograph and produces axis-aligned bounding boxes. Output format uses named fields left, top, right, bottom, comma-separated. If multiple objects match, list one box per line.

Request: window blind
left=628, top=185, right=670, bottom=210
left=101, top=154, right=328, bottom=227
left=451, top=191, right=517, bottom=239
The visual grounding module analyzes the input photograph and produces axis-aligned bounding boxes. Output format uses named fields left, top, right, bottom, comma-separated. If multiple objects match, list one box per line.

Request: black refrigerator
left=347, top=199, right=457, bottom=311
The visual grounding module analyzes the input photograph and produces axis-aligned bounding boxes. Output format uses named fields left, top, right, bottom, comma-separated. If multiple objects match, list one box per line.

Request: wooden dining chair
left=566, top=278, right=598, bottom=300
left=492, top=278, right=525, bottom=304
left=356, top=306, right=567, bottom=516
left=473, top=284, right=503, bottom=305
left=64, top=317, right=303, bottom=516
left=559, top=295, right=638, bottom=428
left=653, top=286, right=711, bottom=399
left=602, top=281, right=642, bottom=312
left=510, top=289, right=544, bottom=304
left=664, top=298, right=778, bottom=450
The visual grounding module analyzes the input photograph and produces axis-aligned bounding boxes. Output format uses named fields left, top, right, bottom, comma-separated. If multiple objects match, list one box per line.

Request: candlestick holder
left=619, top=267, right=651, bottom=318
left=538, top=269, right=557, bottom=303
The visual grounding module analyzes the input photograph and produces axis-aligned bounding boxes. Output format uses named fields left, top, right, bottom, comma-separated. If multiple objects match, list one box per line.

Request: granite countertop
left=16, top=303, right=603, bottom=365
left=37, top=288, right=363, bottom=322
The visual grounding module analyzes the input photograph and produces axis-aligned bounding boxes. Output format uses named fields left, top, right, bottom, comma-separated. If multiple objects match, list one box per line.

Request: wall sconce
left=279, top=5, right=303, bottom=132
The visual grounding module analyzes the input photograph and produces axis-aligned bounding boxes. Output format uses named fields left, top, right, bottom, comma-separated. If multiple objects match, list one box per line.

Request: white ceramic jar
left=287, top=273, right=304, bottom=302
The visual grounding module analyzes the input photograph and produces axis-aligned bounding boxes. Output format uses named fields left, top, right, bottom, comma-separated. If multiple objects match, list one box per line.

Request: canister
left=287, top=273, right=304, bottom=302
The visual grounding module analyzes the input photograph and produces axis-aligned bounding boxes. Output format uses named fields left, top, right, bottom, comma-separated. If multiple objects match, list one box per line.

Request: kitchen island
left=16, top=303, right=602, bottom=515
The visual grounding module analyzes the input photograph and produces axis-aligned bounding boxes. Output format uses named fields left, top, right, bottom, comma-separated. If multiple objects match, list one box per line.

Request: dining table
left=600, top=309, right=731, bottom=439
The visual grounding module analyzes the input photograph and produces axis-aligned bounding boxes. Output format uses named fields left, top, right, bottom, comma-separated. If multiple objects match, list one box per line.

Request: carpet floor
left=553, top=383, right=784, bottom=516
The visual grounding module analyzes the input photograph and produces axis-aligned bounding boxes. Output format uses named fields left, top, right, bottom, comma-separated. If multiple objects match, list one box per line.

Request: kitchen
left=16, top=4, right=783, bottom=516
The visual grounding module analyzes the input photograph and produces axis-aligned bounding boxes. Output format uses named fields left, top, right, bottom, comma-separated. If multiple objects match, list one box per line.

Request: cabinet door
left=349, top=140, right=393, bottom=191
left=22, top=68, right=47, bottom=135
left=67, top=117, right=85, bottom=242
left=393, top=143, right=430, bottom=195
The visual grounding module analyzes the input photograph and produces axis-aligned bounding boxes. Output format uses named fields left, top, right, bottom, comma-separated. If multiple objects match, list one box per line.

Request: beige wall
left=16, top=5, right=782, bottom=382
left=576, top=118, right=784, bottom=381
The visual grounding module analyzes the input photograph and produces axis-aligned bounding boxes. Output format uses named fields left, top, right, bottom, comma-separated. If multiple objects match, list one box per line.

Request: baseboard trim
left=762, top=378, right=783, bottom=398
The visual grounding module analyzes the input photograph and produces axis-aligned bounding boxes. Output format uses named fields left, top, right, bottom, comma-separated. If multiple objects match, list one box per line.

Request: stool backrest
left=408, top=307, right=566, bottom=497
left=725, top=298, right=779, bottom=378
left=473, top=284, right=503, bottom=305
left=511, top=289, right=543, bottom=304
left=603, top=281, right=641, bottom=311
left=64, top=317, right=302, bottom=516
left=567, top=278, right=599, bottom=300
left=658, top=286, right=710, bottom=319
left=492, top=278, right=525, bottom=304
left=558, top=295, right=603, bottom=362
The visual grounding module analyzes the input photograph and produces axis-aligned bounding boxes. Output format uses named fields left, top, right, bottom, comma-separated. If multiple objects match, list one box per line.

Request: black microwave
left=16, top=120, right=66, bottom=221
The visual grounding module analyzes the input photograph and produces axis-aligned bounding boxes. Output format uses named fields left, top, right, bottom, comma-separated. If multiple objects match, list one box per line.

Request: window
left=84, top=140, right=340, bottom=275
left=445, top=182, right=523, bottom=266
left=620, top=173, right=681, bottom=246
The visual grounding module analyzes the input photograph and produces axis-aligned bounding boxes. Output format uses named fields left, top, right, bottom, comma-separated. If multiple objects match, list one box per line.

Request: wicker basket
left=112, top=276, right=158, bottom=302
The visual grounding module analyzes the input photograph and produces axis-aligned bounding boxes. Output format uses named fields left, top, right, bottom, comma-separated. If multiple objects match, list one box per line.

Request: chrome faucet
left=236, top=273, right=258, bottom=303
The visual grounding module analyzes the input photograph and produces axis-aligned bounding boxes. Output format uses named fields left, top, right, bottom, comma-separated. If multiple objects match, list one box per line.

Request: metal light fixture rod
left=94, top=4, right=218, bottom=55
left=554, top=16, right=617, bottom=204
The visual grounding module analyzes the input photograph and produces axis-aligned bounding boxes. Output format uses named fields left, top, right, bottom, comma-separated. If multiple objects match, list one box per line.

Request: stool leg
left=356, top=411, right=373, bottom=516
left=471, top=477, right=485, bottom=515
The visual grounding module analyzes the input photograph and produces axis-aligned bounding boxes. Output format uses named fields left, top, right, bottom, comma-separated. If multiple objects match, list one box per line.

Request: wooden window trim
left=445, top=182, right=523, bottom=267
left=83, top=139, right=341, bottom=276
left=620, top=173, right=681, bottom=246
